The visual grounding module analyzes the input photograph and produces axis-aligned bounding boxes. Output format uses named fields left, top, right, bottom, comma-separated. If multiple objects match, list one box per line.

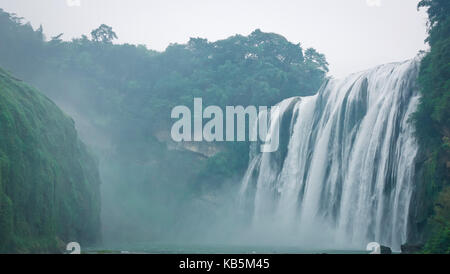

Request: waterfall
left=239, top=58, right=421, bottom=251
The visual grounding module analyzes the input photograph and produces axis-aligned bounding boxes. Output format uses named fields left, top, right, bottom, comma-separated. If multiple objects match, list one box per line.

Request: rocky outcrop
left=401, top=244, right=424, bottom=254
left=380, top=245, right=392, bottom=254
left=155, top=130, right=224, bottom=158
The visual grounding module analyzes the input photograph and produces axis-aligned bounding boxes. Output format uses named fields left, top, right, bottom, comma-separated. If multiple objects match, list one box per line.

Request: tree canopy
left=90, top=24, right=118, bottom=43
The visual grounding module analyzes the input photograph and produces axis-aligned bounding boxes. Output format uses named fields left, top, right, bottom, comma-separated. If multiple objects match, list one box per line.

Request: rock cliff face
left=155, top=130, right=224, bottom=158
left=0, top=68, right=101, bottom=253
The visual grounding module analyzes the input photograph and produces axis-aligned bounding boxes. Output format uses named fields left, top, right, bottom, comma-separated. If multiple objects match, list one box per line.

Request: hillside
left=0, top=68, right=101, bottom=253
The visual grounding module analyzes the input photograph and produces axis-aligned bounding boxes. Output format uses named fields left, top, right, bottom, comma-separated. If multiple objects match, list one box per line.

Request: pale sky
left=0, top=0, right=428, bottom=77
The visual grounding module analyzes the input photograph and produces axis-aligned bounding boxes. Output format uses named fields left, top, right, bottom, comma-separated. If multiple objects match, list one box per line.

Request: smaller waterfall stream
left=240, top=58, right=421, bottom=251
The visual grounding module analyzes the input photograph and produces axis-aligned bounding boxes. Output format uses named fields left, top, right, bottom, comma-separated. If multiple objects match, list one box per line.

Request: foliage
left=418, top=0, right=450, bottom=33
left=91, top=24, right=117, bottom=43
left=0, top=9, right=327, bottom=133
left=416, top=0, right=450, bottom=254
left=0, top=68, right=101, bottom=253
left=422, top=187, right=450, bottom=253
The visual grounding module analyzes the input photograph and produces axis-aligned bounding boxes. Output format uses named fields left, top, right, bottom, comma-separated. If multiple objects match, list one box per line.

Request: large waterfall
left=239, top=58, right=421, bottom=251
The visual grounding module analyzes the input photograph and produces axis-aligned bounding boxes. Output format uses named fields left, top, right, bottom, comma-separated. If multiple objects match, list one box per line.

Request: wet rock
left=401, top=244, right=423, bottom=254
left=380, top=245, right=392, bottom=254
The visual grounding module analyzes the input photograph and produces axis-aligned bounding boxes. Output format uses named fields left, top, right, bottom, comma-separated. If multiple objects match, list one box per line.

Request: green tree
left=415, top=0, right=450, bottom=254
left=90, top=24, right=118, bottom=43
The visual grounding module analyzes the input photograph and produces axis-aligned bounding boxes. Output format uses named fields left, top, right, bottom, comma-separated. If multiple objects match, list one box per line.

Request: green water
left=84, top=243, right=368, bottom=254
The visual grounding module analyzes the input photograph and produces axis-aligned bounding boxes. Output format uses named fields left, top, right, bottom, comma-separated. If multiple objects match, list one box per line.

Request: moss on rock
left=0, top=68, right=101, bottom=253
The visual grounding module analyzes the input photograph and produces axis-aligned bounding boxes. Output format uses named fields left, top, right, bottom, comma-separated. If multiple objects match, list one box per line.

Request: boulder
left=401, top=244, right=423, bottom=254
left=380, top=245, right=392, bottom=254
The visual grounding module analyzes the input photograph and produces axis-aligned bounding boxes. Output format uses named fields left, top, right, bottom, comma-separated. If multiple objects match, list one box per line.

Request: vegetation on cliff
left=415, top=0, right=450, bottom=254
left=0, top=68, right=101, bottom=253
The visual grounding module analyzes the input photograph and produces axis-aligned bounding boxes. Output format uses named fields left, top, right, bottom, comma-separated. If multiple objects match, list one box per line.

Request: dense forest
left=0, top=68, right=100, bottom=253
left=414, top=0, right=450, bottom=254
left=0, top=8, right=328, bottom=246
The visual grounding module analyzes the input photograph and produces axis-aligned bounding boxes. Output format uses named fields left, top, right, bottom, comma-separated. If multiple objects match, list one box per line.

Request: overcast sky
left=0, top=0, right=428, bottom=77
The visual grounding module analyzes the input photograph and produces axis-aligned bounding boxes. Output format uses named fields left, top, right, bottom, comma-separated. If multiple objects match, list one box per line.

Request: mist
left=0, top=0, right=444, bottom=255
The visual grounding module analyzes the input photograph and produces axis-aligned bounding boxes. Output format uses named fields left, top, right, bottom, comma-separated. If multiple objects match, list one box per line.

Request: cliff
left=0, top=68, right=101, bottom=253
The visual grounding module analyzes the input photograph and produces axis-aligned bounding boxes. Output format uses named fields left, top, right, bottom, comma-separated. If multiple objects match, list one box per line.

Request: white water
left=240, top=58, right=421, bottom=251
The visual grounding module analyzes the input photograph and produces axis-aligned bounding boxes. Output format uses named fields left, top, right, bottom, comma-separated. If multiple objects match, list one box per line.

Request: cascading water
left=239, top=58, right=421, bottom=251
